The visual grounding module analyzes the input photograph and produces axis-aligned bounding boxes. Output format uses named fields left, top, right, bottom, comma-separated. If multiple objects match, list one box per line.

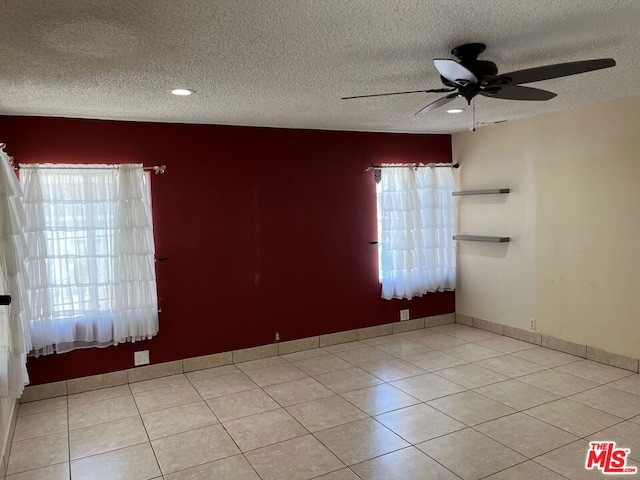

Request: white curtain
left=377, top=166, right=456, bottom=300
left=21, top=164, right=158, bottom=356
left=0, top=149, right=31, bottom=397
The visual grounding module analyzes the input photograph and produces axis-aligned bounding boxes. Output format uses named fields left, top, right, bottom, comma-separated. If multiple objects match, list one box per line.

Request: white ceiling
left=1, top=0, right=639, bottom=133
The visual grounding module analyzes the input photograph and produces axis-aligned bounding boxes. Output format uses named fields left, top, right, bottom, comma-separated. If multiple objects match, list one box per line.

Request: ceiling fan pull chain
left=471, top=98, right=476, bottom=132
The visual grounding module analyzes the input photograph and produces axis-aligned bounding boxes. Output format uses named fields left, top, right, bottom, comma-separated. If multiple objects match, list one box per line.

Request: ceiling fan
left=342, top=43, right=616, bottom=116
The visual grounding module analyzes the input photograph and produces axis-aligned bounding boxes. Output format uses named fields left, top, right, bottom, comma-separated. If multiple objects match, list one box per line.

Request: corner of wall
left=1, top=397, right=19, bottom=478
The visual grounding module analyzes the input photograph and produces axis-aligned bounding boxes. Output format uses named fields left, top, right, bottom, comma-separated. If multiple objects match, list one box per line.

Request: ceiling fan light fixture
left=447, top=108, right=465, bottom=114
left=170, top=88, right=194, bottom=96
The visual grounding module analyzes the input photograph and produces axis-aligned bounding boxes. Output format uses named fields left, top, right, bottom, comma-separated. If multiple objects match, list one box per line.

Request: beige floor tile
left=286, top=395, right=368, bottom=432
left=5, top=462, right=69, bottom=480
left=556, top=359, right=634, bottom=384
left=525, top=398, right=623, bottom=437
left=435, top=364, right=508, bottom=389
left=67, top=385, right=132, bottom=407
left=414, top=333, right=467, bottom=349
left=70, top=442, right=160, bottom=480
left=263, top=377, right=333, bottom=407
left=69, top=415, right=148, bottom=459
left=610, top=374, right=640, bottom=396
left=359, top=358, right=427, bottom=382
left=17, top=396, right=67, bottom=417
left=588, top=421, right=640, bottom=462
left=417, top=428, right=525, bottom=480
left=246, top=434, right=344, bottom=480
left=142, top=400, right=218, bottom=440
left=403, top=351, right=467, bottom=371
left=293, top=355, right=353, bottom=376
left=134, top=383, right=202, bottom=413
left=475, top=355, right=547, bottom=378
left=281, top=348, right=330, bottom=362
left=361, top=335, right=404, bottom=346
left=314, top=418, right=409, bottom=465
left=313, top=469, right=360, bottom=480
left=350, top=446, right=459, bottom=480
left=206, top=388, right=280, bottom=422
left=474, top=379, right=560, bottom=411
left=129, top=374, right=190, bottom=393
left=190, top=372, right=257, bottom=399
left=165, top=454, right=260, bottom=480
left=397, top=329, right=435, bottom=340
left=7, top=433, right=69, bottom=475
left=314, top=367, right=383, bottom=394
left=484, top=461, right=566, bottom=479
left=441, top=343, right=503, bottom=362
left=518, top=369, right=599, bottom=396
left=243, top=364, right=308, bottom=387
left=236, top=356, right=288, bottom=372
left=475, top=412, right=578, bottom=457
left=374, top=340, right=432, bottom=358
left=321, top=341, right=369, bottom=354
left=570, top=385, right=640, bottom=419
left=152, top=424, right=240, bottom=475
left=375, top=404, right=465, bottom=444
left=340, top=384, right=420, bottom=416
left=428, top=391, right=515, bottom=426
left=334, top=347, right=396, bottom=367
left=184, top=364, right=240, bottom=382
left=475, top=336, right=537, bottom=354
left=13, top=408, right=67, bottom=442
left=444, top=328, right=499, bottom=342
left=223, top=408, right=307, bottom=451
left=512, top=347, right=581, bottom=368
left=390, top=373, right=467, bottom=401
left=534, top=440, right=610, bottom=479
left=426, top=324, right=461, bottom=335
left=69, top=394, right=138, bottom=430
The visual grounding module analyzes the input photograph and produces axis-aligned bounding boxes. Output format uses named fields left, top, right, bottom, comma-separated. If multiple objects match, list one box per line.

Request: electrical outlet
left=134, top=350, right=150, bottom=366
left=530, top=318, right=536, bottom=331
left=275, top=331, right=280, bottom=342
left=400, top=309, right=410, bottom=321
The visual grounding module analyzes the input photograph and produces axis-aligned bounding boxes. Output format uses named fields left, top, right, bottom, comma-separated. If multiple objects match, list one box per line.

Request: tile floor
left=8, top=323, right=640, bottom=479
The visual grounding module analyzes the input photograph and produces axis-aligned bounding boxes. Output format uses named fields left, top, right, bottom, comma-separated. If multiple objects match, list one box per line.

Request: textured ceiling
left=1, top=0, right=639, bottom=133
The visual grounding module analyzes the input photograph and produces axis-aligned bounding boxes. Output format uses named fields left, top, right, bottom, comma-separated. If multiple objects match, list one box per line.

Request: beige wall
left=454, top=96, right=640, bottom=358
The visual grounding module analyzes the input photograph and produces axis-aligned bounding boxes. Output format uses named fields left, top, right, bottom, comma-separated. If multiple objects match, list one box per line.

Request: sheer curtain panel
left=377, top=166, right=456, bottom=300
left=0, top=149, right=31, bottom=397
left=21, top=164, right=158, bottom=356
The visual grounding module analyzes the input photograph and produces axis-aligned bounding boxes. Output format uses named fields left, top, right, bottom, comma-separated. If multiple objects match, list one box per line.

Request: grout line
left=66, top=394, right=71, bottom=479
left=128, top=383, right=163, bottom=477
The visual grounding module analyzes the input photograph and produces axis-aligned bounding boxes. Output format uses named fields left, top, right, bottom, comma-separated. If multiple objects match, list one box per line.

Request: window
left=21, top=164, right=159, bottom=356
left=376, top=165, right=456, bottom=300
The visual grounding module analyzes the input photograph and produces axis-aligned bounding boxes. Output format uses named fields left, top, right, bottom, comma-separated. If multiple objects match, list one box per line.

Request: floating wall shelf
left=453, top=235, right=510, bottom=243
left=452, top=188, right=510, bottom=196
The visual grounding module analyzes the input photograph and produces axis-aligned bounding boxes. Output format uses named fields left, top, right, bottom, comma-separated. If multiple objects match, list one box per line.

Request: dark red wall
left=0, top=116, right=454, bottom=384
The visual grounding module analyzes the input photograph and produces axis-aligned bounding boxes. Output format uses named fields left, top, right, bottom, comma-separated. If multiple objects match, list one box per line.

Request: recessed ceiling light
left=447, top=108, right=464, bottom=114
left=170, top=88, right=194, bottom=96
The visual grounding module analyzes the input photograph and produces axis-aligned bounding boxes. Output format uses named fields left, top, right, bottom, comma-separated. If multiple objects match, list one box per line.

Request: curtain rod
left=16, top=164, right=167, bottom=175
left=1, top=141, right=167, bottom=175
left=365, top=163, right=459, bottom=172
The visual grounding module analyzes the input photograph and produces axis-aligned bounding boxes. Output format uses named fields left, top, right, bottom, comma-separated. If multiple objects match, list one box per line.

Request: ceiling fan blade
left=341, top=88, right=455, bottom=100
left=490, top=58, right=616, bottom=85
left=415, top=93, right=458, bottom=115
left=480, top=84, right=557, bottom=101
left=433, top=59, right=478, bottom=85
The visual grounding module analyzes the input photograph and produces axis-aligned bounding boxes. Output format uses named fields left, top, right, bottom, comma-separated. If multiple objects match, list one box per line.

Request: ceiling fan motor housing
left=444, top=43, right=498, bottom=86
